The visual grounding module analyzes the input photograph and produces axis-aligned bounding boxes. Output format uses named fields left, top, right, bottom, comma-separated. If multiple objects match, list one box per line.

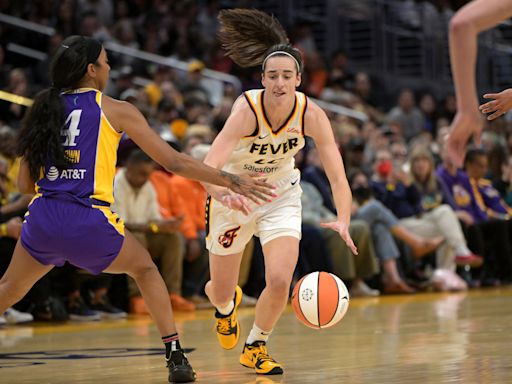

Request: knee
left=129, top=262, right=159, bottom=281
left=204, top=280, right=234, bottom=305
left=435, top=204, right=453, bottom=216
left=266, top=275, right=291, bottom=296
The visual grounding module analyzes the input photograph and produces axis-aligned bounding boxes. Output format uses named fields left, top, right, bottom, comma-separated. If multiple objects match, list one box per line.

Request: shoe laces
left=167, top=349, right=190, bottom=368
left=217, top=315, right=234, bottom=335
left=249, top=342, right=274, bottom=364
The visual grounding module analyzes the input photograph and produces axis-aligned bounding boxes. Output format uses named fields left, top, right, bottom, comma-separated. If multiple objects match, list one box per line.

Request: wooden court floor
left=1, top=287, right=512, bottom=383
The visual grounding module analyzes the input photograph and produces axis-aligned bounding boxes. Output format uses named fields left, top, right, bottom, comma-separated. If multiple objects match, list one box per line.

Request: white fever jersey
left=222, top=89, right=307, bottom=181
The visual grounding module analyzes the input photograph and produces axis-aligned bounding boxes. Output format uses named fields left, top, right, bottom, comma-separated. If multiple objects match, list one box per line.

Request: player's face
left=94, top=48, right=110, bottom=91
left=262, top=56, right=301, bottom=102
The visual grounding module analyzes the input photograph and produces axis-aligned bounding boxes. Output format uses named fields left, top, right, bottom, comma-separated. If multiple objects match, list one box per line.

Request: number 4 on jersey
left=62, top=109, right=82, bottom=147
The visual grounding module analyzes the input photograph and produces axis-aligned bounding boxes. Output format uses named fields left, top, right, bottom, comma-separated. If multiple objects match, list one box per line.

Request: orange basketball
left=291, top=271, right=349, bottom=329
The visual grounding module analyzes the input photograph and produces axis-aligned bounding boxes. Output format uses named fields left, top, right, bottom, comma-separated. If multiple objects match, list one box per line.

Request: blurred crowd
left=2, top=0, right=512, bottom=326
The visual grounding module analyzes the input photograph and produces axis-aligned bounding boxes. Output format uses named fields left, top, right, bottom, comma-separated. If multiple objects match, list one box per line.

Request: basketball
left=291, top=271, right=350, bottom=329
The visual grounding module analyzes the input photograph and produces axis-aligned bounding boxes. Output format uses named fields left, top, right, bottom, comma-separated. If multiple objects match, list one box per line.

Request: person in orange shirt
left=149, top=166, right=198, bottom=312
left=168, top=144, right=210, bottom=301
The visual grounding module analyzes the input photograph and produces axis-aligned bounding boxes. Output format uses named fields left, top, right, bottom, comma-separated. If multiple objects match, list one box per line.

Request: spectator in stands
left=387, top=89, right=424, bottom=142
left=371, top=148, right=482, bottom=271
left=350, top=170, right=442, bottom=294
left=438, top=145, right=512, bottom=283
left=0, top=69, right=30, bottom=129
left=112, top=150, right=195, bottom=312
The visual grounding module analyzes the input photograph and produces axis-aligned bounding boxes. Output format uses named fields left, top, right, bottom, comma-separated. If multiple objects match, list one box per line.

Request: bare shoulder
left=231, top=94, right=253, bottom=115
left=304, top=99, right=330, bottom=139
left=222, top=96, right=256, bottom=137
left=304, top=99, right=325, bottom=121
left=101, top=95, right=141, bottom=132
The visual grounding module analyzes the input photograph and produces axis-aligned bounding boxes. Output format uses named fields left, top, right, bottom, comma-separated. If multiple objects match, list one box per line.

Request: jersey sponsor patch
left=46, top=167, right=87, bottom=181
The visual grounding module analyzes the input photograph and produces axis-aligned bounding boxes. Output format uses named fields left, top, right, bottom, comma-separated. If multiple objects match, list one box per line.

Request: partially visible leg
left=0, top=241, right=53, bottom=314
left=356, top=200, right=442, bottom=258
left=256, top=235, right=299, bottom=331
left=104, top=230, right=195, bottom=383
left=148, top=232, right=185, bottom=295
left=204, top=250, right=244, bottom=351
left=322, top=226, right=355, bottom=281
left=372, top=223, right=415, bottom=294
left=238, top=237, right=254, bottom=289
left=239, top=234, right=298, bottom=375
left=348, top=221, right=380, bottom=296
left=105, top=231, right=178, bottom=335
left=204, top=252, right=243, bottom=308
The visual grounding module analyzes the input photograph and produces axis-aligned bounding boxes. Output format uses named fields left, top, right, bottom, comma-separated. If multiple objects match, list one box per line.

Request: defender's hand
left=222, top=172, right=276, bottom=204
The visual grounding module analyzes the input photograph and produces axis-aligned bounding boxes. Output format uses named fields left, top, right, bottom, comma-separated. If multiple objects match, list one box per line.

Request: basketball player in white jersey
left=201, top=9, right=357, bottom=375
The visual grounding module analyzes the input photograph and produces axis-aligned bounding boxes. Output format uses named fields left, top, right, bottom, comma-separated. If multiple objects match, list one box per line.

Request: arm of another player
left=479, top=88, right=512, bottom=120
left=305, top=102, right=357, bottom=255
left=447, top=0, right=512, bottom=167
left=103, top=96, right=273, bottom=204
left=203, top=97, right=273, bottom=215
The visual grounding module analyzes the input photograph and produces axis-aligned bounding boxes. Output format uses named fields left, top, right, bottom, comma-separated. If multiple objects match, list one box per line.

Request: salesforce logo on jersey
left=46, top=166, right=86, bottom=181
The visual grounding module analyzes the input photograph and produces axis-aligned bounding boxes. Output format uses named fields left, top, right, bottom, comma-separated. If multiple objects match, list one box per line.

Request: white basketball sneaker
left=3, top=307, right=34, bottom=324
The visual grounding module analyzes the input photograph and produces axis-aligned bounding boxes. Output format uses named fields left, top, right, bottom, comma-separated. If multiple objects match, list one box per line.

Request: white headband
left=262, top=51, right=301, bottom=72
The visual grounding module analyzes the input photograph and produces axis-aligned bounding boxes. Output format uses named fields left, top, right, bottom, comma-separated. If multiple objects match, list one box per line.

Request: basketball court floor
left=1, top=287, right=512, bottom=383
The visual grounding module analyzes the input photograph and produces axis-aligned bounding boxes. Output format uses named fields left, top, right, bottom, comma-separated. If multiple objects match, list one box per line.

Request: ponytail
left=218, top=9, right=289, bottom=68
left=16, top=87, right=68, bottom=181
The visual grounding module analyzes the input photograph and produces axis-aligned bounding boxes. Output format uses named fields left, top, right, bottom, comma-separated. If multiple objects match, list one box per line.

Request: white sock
left=246, top=323, right=272, bottom=345
left=216, top=300, right=234, bottom=316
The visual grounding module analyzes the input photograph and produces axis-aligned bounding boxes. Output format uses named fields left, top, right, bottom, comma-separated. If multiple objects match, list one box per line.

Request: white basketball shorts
left=206, top=169, right=302, bottom=255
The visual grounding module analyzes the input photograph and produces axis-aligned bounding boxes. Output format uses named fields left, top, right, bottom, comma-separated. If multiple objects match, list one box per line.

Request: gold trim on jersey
left=259, top=91, right=299, bottom=137
left=93, top=205, right=125, bottom=236
left=243, top=92, right=259, bottom=138
left=91, top=90, right=122, bottom=204
left=300, top=94, right=308, bottom=136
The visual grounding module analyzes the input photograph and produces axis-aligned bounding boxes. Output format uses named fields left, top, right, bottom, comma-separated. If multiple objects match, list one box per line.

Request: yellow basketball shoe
left=214, top=285, right=243, bottom=350
left=239, top=341, right=284, bottom=375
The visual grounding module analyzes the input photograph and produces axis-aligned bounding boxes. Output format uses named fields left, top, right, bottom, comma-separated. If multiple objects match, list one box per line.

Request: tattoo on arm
left=220, top=170, right=242, bottom=188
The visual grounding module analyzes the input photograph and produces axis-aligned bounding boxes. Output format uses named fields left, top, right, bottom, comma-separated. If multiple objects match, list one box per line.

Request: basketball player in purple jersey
left=201, top=9, right=357, bottom=375
left=0, top=36, right=273, bottom=383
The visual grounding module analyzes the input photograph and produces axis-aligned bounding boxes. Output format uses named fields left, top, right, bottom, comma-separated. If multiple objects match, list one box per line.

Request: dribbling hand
left=320, top=220, right=358, bottom=255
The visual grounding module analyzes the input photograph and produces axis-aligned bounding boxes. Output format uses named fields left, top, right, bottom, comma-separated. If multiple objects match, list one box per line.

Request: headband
left=262, top=51, right=300, bottom=72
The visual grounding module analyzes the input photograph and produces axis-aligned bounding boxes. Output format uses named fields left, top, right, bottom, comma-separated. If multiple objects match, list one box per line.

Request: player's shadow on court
left=244, top=377, right=282, bottom=384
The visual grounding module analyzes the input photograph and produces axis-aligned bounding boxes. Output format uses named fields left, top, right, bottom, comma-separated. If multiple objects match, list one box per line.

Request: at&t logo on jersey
left=46, top=166, right=87, bottom=181
left=46, top=166, right=60, bottom=181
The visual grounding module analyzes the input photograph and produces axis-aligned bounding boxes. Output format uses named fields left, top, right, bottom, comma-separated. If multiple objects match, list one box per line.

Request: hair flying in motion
left=218, top=8, right=302, bottom=72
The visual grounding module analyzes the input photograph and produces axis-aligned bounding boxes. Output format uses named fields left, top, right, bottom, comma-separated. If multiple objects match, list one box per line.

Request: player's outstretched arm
left=104, top=96, right=273, bottom=204
left=447, top=0, right=512, bottom=166
left=305, top=101, right=357, bottom=255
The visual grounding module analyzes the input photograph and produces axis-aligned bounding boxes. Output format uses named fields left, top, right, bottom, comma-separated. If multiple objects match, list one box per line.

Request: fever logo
left=218, top=226, right=241, bottom=248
